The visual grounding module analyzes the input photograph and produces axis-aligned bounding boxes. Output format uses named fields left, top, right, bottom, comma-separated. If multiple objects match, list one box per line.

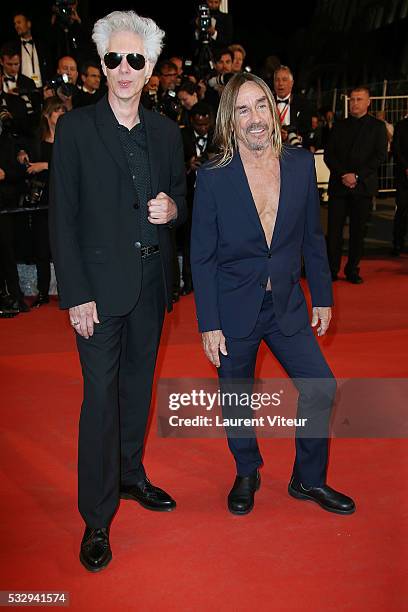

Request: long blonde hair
left=212, top=72, right=282, bottom=168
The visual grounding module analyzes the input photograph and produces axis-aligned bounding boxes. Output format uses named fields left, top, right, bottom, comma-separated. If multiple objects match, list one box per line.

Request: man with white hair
left=50, top=11, right=186, bottom=572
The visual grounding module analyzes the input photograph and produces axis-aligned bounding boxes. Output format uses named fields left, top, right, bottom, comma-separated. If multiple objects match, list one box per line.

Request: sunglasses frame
left=104, top=52, right=146, bottom=71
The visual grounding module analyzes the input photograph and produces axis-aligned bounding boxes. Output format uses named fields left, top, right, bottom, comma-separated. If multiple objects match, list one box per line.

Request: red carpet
left=0, top=257, right=407, bottom=611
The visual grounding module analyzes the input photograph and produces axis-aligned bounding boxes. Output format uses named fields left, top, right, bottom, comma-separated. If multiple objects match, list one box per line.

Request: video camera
left=53, top=0, right=76, bottom=28
left=197, top=4, right=211, bottom=43
left=45, top=73, right=76, bottom=97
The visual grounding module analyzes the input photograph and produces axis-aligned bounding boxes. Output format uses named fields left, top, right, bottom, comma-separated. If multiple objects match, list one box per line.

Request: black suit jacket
left=274, top=93, right=314, bottom=142
left=324, top=113, right=388, bottom=197
left=393, top=117, right=408, bottom=185
left=49, top=94, right=187, bottom=314
left=181, top=126, right=215, bottom=201
left=16, top=37, right=53, bottom=84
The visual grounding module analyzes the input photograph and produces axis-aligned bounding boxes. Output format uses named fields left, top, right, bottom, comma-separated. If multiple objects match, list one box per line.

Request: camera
left=45, top=73, right=76, bottom=97
left=24, top=177, right=46, bottom=206
left=159, top=89, right=181, bottom=122
left=282, top=124, right=303, bottom=147
left=53, top=0, right=76, bottom=28
left=198, top=4, right=211, bottom=43
left=207, top=72, right=234, bottom=89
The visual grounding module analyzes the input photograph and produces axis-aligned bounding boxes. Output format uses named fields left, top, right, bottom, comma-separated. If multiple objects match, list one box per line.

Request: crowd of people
left=0, top=1, right=407, bottom=319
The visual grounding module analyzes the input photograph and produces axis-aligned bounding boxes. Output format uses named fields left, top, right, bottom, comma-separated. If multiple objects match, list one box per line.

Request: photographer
left=179, top=101, right=216, bottom=295
left=50, top=0, right=92, bottom=64
left=157, top=60, right=181, bottom=121
left=18, top=98, right=65, bottom=307
left=177, top=80, right=199, bottom=126
left=273, top=65, right=314, bottom=147
left=0, top=72, right=28, bottom=315
left=195, top=1, right=233, bottom=50
left=44, top=56, right=79, bottom=110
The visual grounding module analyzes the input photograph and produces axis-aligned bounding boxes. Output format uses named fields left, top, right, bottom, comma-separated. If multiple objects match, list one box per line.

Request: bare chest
left=244, top=160, right=281, bottom=246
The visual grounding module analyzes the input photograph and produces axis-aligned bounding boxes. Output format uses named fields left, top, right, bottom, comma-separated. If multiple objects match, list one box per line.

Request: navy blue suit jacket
left=191, top=146, right=332, bottom=338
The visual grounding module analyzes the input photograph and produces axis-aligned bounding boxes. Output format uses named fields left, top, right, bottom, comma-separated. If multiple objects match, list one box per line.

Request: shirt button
left=129, top=152, right=134, bottom=157
left=134, top=241, right=141, bottom=249
left=132, top=175, right=136, bottom=180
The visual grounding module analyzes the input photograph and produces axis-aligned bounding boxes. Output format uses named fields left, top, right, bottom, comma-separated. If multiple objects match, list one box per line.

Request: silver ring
left=72, top=321, right=80, bottom=326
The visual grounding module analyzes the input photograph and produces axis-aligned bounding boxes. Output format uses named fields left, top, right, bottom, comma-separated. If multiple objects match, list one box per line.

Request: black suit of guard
left=49, top=94, right=186, bottom=528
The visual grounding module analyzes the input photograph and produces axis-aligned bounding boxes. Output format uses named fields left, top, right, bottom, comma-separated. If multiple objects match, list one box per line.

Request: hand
left=188, top=156, right=202, bottom=172
left=69, top=301, right=99, bottom=339
left=201, top=330, right=227, bottom=367
left=208, top=25, right=216, bottom=36
left=70, top=7, right=81, bottom=23
left=17, top=150, right=29, bottom=165
left=148, top=192, right=177, bottom=225
left=341, top=173, right=357, bottom=188
left=26, top=162, right=47, bottom=175
left=311, top=306, right=332, bottom=337
left=0, top=168, right=5, bottom=181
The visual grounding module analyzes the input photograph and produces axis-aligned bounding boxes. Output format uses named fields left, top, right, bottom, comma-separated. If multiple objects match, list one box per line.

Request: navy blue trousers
left=218, top=292, right=336, bottom=487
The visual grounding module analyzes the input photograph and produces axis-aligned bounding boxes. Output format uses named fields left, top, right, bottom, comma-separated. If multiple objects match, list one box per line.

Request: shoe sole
left=288, top=486, right=355, bottom=515
left=228, top=477, right=261, bottom=516
left=79, top=551, right=112, bottom=572
left=120, top=493, right=176, bottom=512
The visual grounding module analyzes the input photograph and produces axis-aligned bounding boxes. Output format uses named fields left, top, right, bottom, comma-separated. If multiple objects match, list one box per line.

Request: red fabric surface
left=0, top=257, right=407, bottom=611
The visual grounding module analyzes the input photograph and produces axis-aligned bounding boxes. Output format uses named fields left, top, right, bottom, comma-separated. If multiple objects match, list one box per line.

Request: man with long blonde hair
left=191, top=73, right=355, bottom=517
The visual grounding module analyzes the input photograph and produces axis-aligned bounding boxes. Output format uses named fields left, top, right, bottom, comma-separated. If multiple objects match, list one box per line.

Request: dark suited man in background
left=13, top=11, right=52, bottom=88
left=204, top=0, right=233, bottom=49
left=191, top=73, right=355, bottom=518
left=391, top=114, right=408, bottom=256
left=273, top=65, right=313, bottom=146
left=180, top=101, right=215, bottom=295
left=50, top=10, right=186, bottom=572
left=324, top=87, right=387, bottom=283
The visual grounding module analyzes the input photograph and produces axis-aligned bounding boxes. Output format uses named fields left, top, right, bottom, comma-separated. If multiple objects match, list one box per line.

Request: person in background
left=179, top=101, right=215, bottom=295
left=324, top=87, right=387, bottom=283
left=18, top=98, right=65, bottom=307
left=303, top=115, right=323, bottom=153
left=321, top=108, right=335, bottom=149
left=273, top=65, right=313, bottom=146
left=74, top=61, right=104, bottom=108
left=169, top=55, right=184, bottom=87
left=229, top=44, right=246, bottom=73
left=13, top=11, right=52, bottom=88
left=177, top=81, right=199, bottom=126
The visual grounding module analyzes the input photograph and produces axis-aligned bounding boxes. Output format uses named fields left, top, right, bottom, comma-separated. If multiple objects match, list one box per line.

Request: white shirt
left=20, top=38, right=42, bottom=88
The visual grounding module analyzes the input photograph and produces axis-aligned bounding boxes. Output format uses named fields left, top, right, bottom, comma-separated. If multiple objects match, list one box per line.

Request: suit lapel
left=224, top=149, right=293, bottom=250
left=94, top=95, right=134, bottom=184
left=271, top=148, right=293, bottom=248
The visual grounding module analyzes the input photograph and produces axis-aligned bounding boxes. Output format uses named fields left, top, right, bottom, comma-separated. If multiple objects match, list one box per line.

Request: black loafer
left=79, top=527, right=112, bottom=572
left=228, top=469, right=261, bottom=515
left=31, top=293, right=50, bottom=308
left=345, top=274, right=363, bottom=284
left=120, top=478, right=176, bottom=512
left=288, top=477, right=355, bottom=514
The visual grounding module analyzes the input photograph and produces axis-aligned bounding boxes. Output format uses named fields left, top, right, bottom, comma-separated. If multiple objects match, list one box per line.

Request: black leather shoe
left=12, top=298, right=30, bottom=313
left=227, top=469, right=260, bottom=515
left=288, top=477, right=355, bottom=514
left=346, top=274, right=363, bottom=284
left=120, top=477, right=176, bottom=512
left=79, top=527, right=112, bottom=572
left=31, top=293, right=50, bottom=308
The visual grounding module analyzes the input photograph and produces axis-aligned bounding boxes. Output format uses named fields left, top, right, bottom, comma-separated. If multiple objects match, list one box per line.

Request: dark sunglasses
left=104, top=52, right=146, bottom=71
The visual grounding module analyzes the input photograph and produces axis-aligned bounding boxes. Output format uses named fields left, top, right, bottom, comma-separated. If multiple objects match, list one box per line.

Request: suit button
left=260, top=282, right=266, bottom=288
left=134, top=241, right=141, bottom=249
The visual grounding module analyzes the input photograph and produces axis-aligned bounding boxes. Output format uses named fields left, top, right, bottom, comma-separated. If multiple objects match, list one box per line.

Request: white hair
left=92, top=10, right=165, bottom=66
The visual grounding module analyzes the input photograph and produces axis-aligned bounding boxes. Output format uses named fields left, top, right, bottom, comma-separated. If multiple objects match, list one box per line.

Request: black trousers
left=327, top=193, right=372, bottom=276
left=76, top=253, right=165, bottom=528
left=218, top=292, right=336, bottom=487
left=0, top=213, right=22, bottom=299
left=393, top=181, right=408, bottom=249
left=31, top=210, right=51, bottom=295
